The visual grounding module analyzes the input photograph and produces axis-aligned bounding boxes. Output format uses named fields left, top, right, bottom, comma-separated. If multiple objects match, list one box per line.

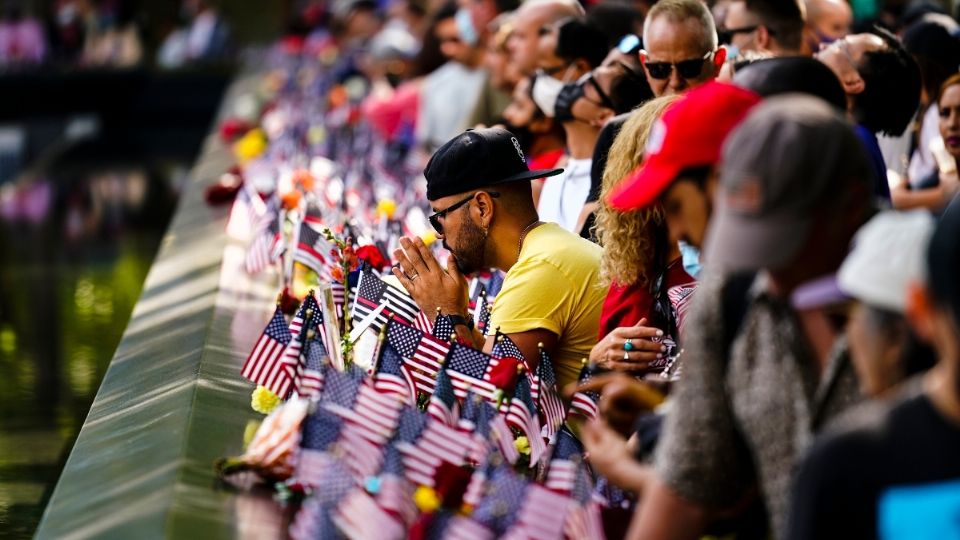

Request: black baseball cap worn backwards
left=424, top=127, right=564, bottom=201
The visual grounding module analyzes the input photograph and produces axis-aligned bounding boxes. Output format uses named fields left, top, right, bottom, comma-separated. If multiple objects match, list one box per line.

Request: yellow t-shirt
left=490, top=222, right=605, bottom=389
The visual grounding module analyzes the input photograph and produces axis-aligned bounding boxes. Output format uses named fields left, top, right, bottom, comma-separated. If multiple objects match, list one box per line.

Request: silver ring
left=409, top=273, right=419, bottom=281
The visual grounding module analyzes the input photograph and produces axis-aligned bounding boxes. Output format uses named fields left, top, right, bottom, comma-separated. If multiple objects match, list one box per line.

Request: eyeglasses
left=643, top=51, right=714, bottom=80
left=617, top=34, right=641, bottom=55
left=580, top=73, right=617, bottom=110
left=718, top=25, right=759, bottom=45
left=428, top=191, right=500, bottom=233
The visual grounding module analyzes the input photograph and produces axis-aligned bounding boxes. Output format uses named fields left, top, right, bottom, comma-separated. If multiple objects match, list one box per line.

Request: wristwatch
left=447, top=314, right=474, bottom=331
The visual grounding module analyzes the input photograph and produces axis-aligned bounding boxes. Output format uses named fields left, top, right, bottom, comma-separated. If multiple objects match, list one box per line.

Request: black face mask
left=553, top=81, right=585, bottom=124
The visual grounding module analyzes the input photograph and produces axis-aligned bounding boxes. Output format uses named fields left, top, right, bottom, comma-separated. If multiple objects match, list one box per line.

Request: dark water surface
left=0, top=163, right=179, bottom=537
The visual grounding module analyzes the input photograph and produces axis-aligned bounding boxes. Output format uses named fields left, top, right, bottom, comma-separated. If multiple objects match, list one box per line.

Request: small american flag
left=471, top=463, right=526, bottom=535
left=445, top=343, right=500, bottom=403
left=397, top=417, right=474, bottom=487
left=289, top=499, right=339, bottom=540
left=414, top=309, right=433, bottom=333
left=332, top=488, right=405, bottom=540
left=458, top=393, right=518, bottom=465
left=373, top=338, right=417, bottom=406
left=240, top=306, right=293, bottom=397
left=293, top=221, right=335, bottom=279
left=569, top=364, right=600, bottom=422
left=352, top=270, right=420, bottom=332
left=565, top=466, right=606, bottom=540
left=427, top=369, right=459, bottom=427
left=487, top=334, right=524, bottom=398
left=277, top=294, right=323, bottom=397
left=338, top=421, right=384, bottom=480
left=503, top=484, right=573, bottom=540
left=431, top=314, right=455, bottom=342
left=377, top=445, right=417, bottom=526
left=544, top=426, right=583, bottom=494
left=505, top=375, right=545, bottom=466
left=297, top=409, right=343, bottom=487
left=537, top=348, right=567, bottom=439
left=322, top=369, right=402, bottom=446
left=432, top=512, right=496, bottom=540
left=386, top=320, right=450, bottom=396
left=295, top=336, right=327, bottom=399
left=244, top=198, right=284, bottom=275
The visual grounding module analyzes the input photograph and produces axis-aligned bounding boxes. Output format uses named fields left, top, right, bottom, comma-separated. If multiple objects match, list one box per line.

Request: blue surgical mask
left=455, top=9, right=479, bottom=47
left=678, top=240, right=702, bottom=279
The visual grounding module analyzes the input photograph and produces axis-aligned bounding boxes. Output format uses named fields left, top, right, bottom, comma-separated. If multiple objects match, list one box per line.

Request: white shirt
left=537, top=157, right=592, bottom=233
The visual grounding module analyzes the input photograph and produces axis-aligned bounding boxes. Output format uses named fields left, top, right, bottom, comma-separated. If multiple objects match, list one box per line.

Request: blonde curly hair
left=595, top=95, right=679, bottom=289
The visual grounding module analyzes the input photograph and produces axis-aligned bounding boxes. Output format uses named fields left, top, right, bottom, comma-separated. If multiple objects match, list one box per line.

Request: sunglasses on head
left=643, top=51, right=714, bottom=80
left=428, top=191, right=500, bottom=233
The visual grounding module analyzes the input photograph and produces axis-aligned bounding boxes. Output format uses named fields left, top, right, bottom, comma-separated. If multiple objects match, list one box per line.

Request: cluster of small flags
left=237, top=259, right=608, bottom=538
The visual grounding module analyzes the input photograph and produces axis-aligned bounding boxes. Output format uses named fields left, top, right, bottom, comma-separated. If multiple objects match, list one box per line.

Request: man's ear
left=712, top=46, right=727, bottom=71
left=473, top=191, right=496, bottom=228
left=843, top=75, right=865, bottom=96
left=755, top=25, right=771, bottom=50
left=591, top=108, right=615, bottom=127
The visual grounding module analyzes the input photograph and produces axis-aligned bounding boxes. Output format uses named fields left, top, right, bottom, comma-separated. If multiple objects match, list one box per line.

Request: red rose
left=219, top=118, right=252, bottom=143
left=356, top=245, right=389, bottom=271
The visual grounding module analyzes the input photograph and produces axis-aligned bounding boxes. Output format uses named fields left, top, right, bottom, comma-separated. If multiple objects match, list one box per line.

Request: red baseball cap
left=607, top=82, right=762, bottom=210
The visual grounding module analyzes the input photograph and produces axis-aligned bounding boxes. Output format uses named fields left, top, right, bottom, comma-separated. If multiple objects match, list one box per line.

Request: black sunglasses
left=643, top=51, right=713, bottom=80
left=718, top=25, right=760, bottom=45
left=428, top=191, right=500, bottom=233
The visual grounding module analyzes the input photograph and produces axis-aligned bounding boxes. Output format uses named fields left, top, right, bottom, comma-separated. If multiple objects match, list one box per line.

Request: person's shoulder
left=526, top=223, right=602, bottom=260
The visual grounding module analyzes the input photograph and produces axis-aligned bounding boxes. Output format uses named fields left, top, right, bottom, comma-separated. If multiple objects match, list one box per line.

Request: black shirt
left=787, top=384, right=960, bottom=540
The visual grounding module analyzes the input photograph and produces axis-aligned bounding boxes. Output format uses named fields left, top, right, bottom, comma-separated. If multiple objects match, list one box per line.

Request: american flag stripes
left=386, top=320, right=449, bottom=396
left=396, top=418, right=474, bottom=487
left=414, top=309, right=433, bottom=333
left=244, top=199, right=284, bottom=275
left=439, top=514, right=496, bottom=540
left=324, top=375, right=403, bottom=446
left=536, top=348, right=567, bottom=439
left=544, top=427, right=583, bottom=494
left=277, top=294, right=323, bottom=397
left=564, top=466, right=606, bottom=540
left=427, top=369, right=459, bottom=427
left=294, top=221, right=334, bottom=278
left=295, top=336, right=326, bottom=398
left=373, top=338, right=417, bottom=406
left=352, top=270, right=420, bottom=332
left=332, top=489, right=405, bottom=540
left=501, top=484, right=573, bottom=540
left=297, top=409, right=344, bottom=487
left=338, top=419, right=385, bottom=480
left=458, top=393, right=519, bottom=465
left=569, top=365, right=600, bottom=422
left=445, top=343, right=500, bottom=402
left=376, top=445, right=417, bottom=526
left=240, top=306, right=294, bottom=397
left=505, top=375, right=545, bottom=466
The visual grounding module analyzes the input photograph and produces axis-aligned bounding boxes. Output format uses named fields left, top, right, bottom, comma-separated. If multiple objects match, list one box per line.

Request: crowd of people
left=298, top=0, right=960, bottom=536
left=0, top=0, right=231, bottom=69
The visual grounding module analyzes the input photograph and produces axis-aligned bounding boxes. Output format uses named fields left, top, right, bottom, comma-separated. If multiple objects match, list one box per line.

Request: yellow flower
left=251, top=386, right=280, bottom=414
left=377, top=198, right=397, bottom=219
left=234, top=128, right=267, bottom=164
left=514, top=436, right=531, bottom=456
left=413, top=485, right=441, bottom=513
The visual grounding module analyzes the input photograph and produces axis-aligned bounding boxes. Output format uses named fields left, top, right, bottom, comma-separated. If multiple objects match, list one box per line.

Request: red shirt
left=598, top=259, right=696, bottom=339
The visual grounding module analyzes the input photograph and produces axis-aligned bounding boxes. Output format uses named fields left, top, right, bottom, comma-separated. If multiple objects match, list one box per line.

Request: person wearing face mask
left=502, top=75, right=566, bottom=206
left=531, top=19, right=610, bottom=233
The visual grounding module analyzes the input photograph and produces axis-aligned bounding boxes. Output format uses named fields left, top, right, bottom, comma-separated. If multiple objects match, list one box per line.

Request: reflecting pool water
left=0, top=164, right=179, bottom=537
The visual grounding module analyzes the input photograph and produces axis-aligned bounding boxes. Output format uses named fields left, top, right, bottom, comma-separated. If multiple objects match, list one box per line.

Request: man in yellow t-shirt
left=392, top=127, right=604, bottom=388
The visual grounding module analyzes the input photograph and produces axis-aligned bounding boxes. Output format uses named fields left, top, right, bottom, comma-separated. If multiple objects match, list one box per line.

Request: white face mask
left=532, top=74, right=564, bottom=117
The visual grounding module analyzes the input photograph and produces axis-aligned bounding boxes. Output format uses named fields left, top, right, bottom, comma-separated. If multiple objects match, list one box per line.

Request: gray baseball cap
left=704, top=94, right=873, bottom=271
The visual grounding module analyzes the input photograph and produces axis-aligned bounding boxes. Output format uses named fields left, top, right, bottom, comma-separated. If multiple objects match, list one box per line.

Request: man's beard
left=448, top=217, right=487, bottom=275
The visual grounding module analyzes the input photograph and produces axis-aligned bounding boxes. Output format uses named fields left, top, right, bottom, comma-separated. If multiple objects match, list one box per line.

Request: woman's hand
left=392, top=236, right=469, bottom=320
left=589, top=318, right=666, bottom=371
